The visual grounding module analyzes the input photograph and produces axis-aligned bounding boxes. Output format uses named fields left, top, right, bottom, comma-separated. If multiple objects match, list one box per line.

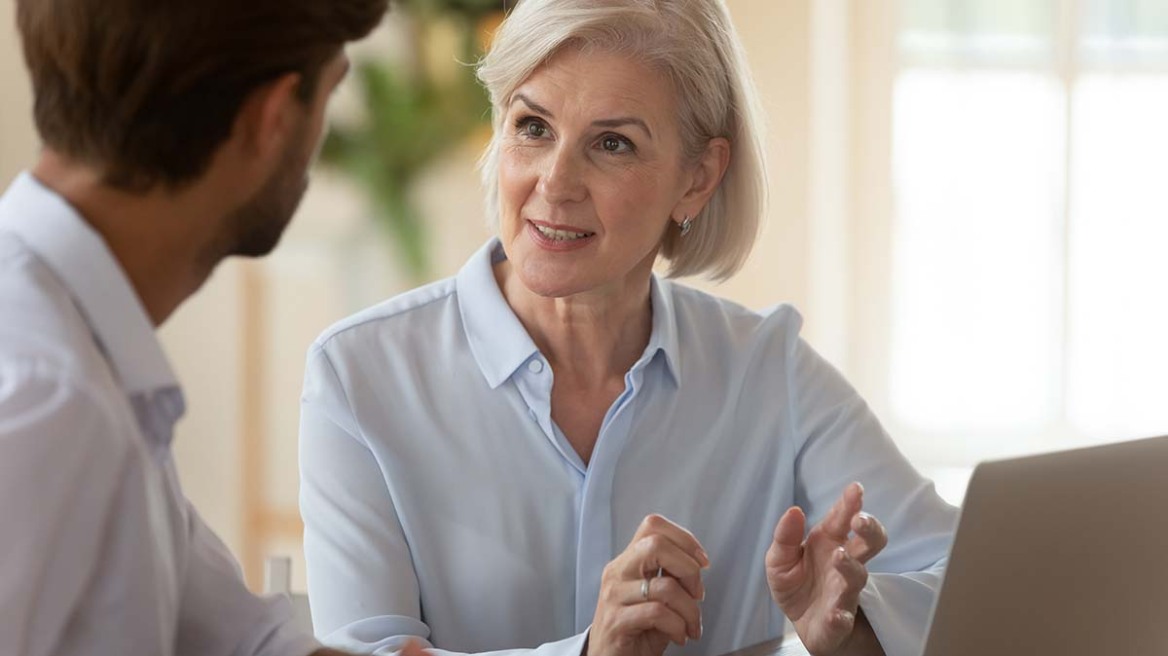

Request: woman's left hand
left=765, top=483, right=888, bottom=656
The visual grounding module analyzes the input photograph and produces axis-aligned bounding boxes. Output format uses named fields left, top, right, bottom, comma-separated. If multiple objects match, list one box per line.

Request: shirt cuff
left=857, top=572, right=934, bottom=656
left=538, top=628, right=591, bottom=656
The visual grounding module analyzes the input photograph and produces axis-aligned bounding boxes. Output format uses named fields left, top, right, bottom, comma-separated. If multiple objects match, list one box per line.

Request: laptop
left=920, top=433, right=1168, bottom=655
left=721, top=434, right=1168, bottom=656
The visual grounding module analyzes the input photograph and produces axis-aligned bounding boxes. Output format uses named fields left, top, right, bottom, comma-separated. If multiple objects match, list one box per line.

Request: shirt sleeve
left=0, top=366, right=131, bottom=656
left=175, top=501, right=320, bottom=656
left=300, top=346, right=590, bottom=656
left=784, top=326, right=958, bottom=656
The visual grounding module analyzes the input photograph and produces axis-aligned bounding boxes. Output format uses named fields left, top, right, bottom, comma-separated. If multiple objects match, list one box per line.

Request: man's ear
left=232, top=72, right=304, bottom=162
left=675, top=137, right=731, bottom=220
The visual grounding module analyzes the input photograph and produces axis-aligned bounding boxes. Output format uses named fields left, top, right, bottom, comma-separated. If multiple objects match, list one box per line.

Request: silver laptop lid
left=922, top=435, right=1168, bottom=656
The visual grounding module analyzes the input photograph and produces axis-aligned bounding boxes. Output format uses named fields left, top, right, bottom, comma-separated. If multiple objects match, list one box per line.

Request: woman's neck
left=494, top=260, right=654, bottom=389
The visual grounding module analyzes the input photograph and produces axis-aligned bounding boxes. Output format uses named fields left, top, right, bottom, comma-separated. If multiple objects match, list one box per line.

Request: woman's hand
left=400, top=640, right=430, bottom=656
left=313, top=638, right=429, bottom=656
left=588, top=514, right=710, bottom=656
left=766, top=483, right=888, bottom=656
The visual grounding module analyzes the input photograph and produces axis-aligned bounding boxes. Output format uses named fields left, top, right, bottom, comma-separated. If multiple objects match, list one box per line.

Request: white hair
left=476, top=0, right=767, bottom=280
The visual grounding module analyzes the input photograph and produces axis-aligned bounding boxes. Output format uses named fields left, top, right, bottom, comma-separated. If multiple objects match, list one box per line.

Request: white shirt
left=300, top=240, right=959, bottom=656
left=0, top=173, right=319, bottom=656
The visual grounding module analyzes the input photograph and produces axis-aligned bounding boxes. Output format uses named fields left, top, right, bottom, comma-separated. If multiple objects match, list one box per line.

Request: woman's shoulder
left=664, top=282, right=810, bottom=402
left=664, top=280, right=805, bottom=342
left=311, top=276, right=460, bottom=355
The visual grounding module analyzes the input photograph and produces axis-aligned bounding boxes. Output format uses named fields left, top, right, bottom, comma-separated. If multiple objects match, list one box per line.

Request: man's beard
left=224, top=132, right=311, bottom=258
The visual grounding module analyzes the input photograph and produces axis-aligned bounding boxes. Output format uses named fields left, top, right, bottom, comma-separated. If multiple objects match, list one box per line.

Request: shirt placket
left=573, top=363, right=648, bottom=630
left=513, top=353, right=652, bottom=630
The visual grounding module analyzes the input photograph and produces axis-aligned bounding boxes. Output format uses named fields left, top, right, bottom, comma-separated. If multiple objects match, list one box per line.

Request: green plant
left=320, top=0, right=500, bottom=281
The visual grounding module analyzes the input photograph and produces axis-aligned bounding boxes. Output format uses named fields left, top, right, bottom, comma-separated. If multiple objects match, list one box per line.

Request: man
left=0, top=1, right=419, bottom=655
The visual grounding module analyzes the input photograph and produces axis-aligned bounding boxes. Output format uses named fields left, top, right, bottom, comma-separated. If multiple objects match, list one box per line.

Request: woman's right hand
left=587, top=515, right=710, bottom=656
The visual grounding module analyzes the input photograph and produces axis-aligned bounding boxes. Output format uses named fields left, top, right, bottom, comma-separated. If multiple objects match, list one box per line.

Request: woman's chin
left=513, top=262, right=592, bottom=300
left=518, top=277, right=587, bottom=300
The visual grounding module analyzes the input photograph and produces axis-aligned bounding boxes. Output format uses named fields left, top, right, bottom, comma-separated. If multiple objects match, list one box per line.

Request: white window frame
left=846, top=0, right=1168, bottom=470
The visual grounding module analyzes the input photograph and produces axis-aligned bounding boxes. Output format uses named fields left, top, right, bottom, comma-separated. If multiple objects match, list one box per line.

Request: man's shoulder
left=0, top=231, right=115, bottom=393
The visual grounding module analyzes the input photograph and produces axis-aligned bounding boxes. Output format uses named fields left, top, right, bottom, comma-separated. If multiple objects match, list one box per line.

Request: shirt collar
left=0, top=172, right=180, bottom=396
left=646, top=274, right=681, bottom=385
left=456, top=238, right=681, bottom=388
left=456, top=239, right=541, bottom=389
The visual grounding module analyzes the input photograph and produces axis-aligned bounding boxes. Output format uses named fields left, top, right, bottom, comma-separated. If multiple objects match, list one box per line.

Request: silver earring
left=679, top=215, right=694, bottom=237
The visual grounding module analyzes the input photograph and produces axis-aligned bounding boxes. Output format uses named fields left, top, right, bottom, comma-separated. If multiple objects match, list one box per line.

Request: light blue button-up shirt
left=0, top=173, right=319, bottom=656
left=300, top=240, right=957, bottom=656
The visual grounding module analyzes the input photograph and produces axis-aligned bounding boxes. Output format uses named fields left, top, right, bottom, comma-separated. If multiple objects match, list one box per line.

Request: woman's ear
left=676, top=137, right=731, bottom=219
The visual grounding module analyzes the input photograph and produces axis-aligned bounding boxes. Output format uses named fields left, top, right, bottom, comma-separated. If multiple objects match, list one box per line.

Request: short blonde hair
left=476, top=0, right=767, bottom=280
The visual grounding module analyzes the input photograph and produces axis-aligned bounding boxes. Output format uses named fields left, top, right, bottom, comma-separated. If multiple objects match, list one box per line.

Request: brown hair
left=16, top=0, right=388, bottom=190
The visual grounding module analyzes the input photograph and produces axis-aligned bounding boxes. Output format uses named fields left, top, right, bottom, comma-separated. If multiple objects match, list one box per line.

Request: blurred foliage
left=407, top=0, right=505, bottom=14
left=320, top=0, right=501, bottom=282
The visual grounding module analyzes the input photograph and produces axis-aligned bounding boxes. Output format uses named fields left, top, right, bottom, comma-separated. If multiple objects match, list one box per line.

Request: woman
left=299, top=1, right=957, bottom=656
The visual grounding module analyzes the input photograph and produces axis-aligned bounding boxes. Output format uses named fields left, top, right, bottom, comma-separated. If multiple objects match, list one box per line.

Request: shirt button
left=528, top=359, right=545, bottom=374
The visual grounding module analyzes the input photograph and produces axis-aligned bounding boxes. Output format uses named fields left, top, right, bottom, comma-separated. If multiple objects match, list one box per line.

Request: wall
left=0, top=7, right=35, bottom=182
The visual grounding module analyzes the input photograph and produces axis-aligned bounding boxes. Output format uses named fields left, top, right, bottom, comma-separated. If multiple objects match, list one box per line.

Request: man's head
left=17, top=0, right=386, bottom=190
left=15, top=0, right=385, bottom=322
left=217, top=51, right=351, bottom=258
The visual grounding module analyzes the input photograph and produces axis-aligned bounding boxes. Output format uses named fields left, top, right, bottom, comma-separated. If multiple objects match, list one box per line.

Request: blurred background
left=1, top=0, right=1166, bottom=591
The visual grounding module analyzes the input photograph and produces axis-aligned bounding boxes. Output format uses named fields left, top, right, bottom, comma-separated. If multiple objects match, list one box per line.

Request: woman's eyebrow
left=511, top=93, right=652, bottom=139
left=511, top=93, right=555, bottom=119
left=592, top=117, right=652, bottom=139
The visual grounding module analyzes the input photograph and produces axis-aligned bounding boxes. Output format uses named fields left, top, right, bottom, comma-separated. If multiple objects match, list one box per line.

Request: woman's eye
left=600, top=135, right=633, bottom=153
left=518, top=118, right=548, bottom=139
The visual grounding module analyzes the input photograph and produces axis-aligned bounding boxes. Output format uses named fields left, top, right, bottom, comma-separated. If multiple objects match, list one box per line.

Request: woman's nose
left=537, top=147, right=588, bottom=205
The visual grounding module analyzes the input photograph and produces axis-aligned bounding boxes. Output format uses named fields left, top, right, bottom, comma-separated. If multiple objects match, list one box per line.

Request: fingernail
left=698, top=548, right=711, bottom=566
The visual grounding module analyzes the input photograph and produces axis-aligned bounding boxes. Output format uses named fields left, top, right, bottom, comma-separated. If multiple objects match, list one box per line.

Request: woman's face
left=497, top=47, right=695, bottom=299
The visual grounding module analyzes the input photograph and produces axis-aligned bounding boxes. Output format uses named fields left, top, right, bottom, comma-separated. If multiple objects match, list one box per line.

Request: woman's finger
left=766, top=506, right=806, bottom=572
left=834, top=547, right=868, bottom=589
left=819, top=483, right=864, bottom=542
left=623, top=575, right=703, bottom=640
left=826, top=607, right=857, bottom=637
left=611, top=600, right=691, bottom=646
left=845, top=512, right=888, bottom=564
left=829, top=547, right=867, bottom=612
left=618, top=533, right=705, bottom=599
left=631, top=514, right=710, bottom=567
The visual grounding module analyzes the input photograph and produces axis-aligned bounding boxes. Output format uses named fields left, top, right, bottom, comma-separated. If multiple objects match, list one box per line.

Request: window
left=888, top=0, right=1168, bottom=463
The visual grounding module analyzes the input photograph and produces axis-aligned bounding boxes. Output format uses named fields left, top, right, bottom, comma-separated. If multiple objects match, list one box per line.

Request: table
left=716, top=635, right=809, bottom=656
